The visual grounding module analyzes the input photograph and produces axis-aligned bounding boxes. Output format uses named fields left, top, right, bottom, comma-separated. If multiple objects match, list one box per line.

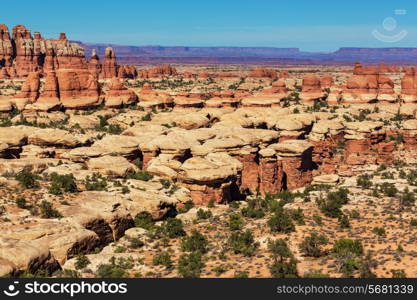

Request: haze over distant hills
left=77, top=42, right=417, bottom=65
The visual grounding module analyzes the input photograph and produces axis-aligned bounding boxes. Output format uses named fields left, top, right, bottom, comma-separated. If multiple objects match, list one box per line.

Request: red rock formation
left=139, top=65, right=177, bottom=78
left=249, top=68, right=278, bottom=79
left=14, top=72, right=40, bottom=101
left=320, top=76, right=333, bottom=88
left=0, top=24, right=13, bottom=75
left=258, top=151, right=284, bottom=195
left=279, top=70, right=289, bottom=78
left=57, top=70, right=101, bottom=109
left=88, top=49, right=102, bottom=77
left=300, top=75, right=323, bottom=103
left=101, top=47, right=118, bottom=79
left=401, top=67, right=417, bottom=103
left=105, top=77, right=138, bottom=108
left=343, top=62, right=396, bottom=103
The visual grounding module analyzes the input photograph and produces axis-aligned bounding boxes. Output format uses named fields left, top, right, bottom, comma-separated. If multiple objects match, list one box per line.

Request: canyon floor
left=1, top=64, right=417, bottom=279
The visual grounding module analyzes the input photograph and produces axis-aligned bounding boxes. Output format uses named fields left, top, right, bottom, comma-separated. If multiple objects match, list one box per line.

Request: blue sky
left=2, top=0, right=417, bottom=51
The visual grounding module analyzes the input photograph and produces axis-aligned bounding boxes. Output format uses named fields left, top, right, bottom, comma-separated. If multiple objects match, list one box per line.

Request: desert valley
left=1, top=24, right=417, bottom=279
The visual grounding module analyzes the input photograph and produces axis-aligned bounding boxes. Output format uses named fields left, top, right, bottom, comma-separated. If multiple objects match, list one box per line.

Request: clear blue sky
left=2, top=0, right=417, bottom=51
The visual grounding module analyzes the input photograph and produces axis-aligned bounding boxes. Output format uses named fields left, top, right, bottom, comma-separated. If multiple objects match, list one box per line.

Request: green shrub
left=181, top=230, right=208, bottom=253
left=356, top=174, right=372, bottom=189
left=391, top=269, right=406, bottom=278
left=16, top=197, right=27, bottom=209
left=129, top=237, right=144, bottom=249
left=15, top=171, right=40, bottom=189
left=97, top=264, right=125, bottom=278
left=233, top=271, right=249, bottom=278
left=177, top=252, right=204, bottom=278
left=299, top=233, right=328, bottom=257
left=196, top=208, right=212, bottom=220
left=290, top=208, right=305, bottom=225
left=372, top=227, right=386, bottom=237
left=410, top=219, right=417, bottom=226
left=333, top=239, right=363, bottom=257
left=338, top=214, right=350, bottom=228
left=152, top=252, right=173, bottom=269
left=162, top=218, right=185, bottom=238
left=227, top=230, right=259, bottom=256
left=269, top=259, right=298, bottom=278
left=268, top=208, right=295, bottom=233
left=74, top=254, right=90, bottom=270
left=126, top=171, right=153, bottom=181
left=84, top=173, right=107, bottom=191
left=178, top=200, right=194, bottom=214
left=228, top=213, right=244, bottom=231
left=39, top=201, right=62, bottom=219
left=134, top=211, right=154, bottom=230
left=48, top=172, right=78, bottom=195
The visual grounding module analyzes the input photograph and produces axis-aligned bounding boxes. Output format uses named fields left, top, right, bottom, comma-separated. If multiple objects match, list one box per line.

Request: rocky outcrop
left=138, top=65, right=178, bottom=78
left=13, top=72, right=40, bottom=109
left=139, top=83, right=173, bottom=109
left=101, top=47, right=118, bottom=79
left=300, top=75, right=323, bottom=103
left=248, top=68, right=278, bottom=79
left=105, top=77, right=138, bottom=108
left=343, top=62, right=396, bottom=104
left=401, top=67, right=417, bottom=103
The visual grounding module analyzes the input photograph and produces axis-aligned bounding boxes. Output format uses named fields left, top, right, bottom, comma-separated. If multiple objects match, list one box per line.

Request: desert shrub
left=152, top=252, right=173, bottom=269
left=48, top=172, right=78, bottom=195
left=181, top=230, right=208, bottom=253
left=241, top=198, right=267, bottom=219
left=74, top=254, right=90, bottom=270
left=162, top=218, right=185, bottom=238
left=268, top=208, right=295, bottom=233
left=410, top=219, right=417, bottom=226
left=39, top=201, right=62, bottom=219
left=338, top=213, right=350, bottom=228
left=268, top=239, right=298, bottom=278
left=356, top=174, right=373, bottom=189
left=16, top=197, right=27, bottom=209
left=233, top=271, right=249, bottom=278
left=129, top=237, right=144, bottom=249
left=228, top=213, right=244, bottom=231
left=134, top=211, right=154, bottom=230
left=196, top=208, right=212, bottom=220
left=178, top=200, right=194, bottom=214
left=15, top=171, right=40, bottom=189
left=290, top=208, right=305, bottom=225
left=126, top=170, right=153, bottom=181
left=378, top=182, right=398, bottom=197
left=97, top=264, right=125, bottom=278
left=391, top=269, right=406, bottom=278
left=299, top=233, right=328, bottom=257
left=227, top=230, right=259, bottom=256
left=177, top=252, right=204, bottom=278
left=372, top=227, right=386, bottom=237
left=317, top=188, right=349, bottom=218
left=84, top=173, right=107, bottom=191
left=399, top=188, right=415, bottom=207
left=333, top=239, right=363, bottom=257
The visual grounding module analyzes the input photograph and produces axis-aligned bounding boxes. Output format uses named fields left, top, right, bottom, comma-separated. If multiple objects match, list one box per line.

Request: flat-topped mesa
left=248, top=68, right=278, bottom=79
left=401, top=67, right=417, bottom=103
left=300, top=74, right=324, bottom=103
left=104, top=77, right=138, bottom=108
left=138, top=64, right=178, bottom=78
